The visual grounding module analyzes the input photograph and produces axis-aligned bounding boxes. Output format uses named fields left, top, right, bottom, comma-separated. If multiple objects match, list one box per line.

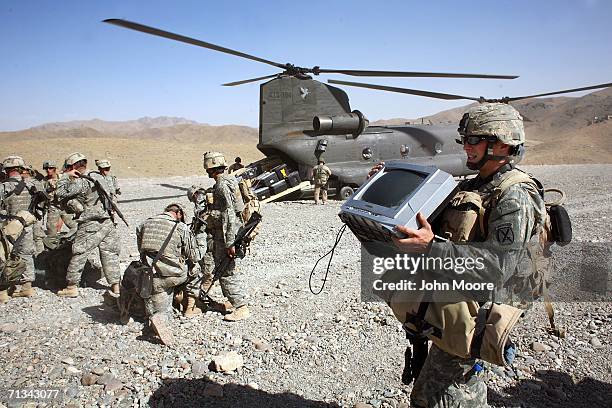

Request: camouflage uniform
left=312, top=163, right=331, bottom=204
left=187, top=185, right=216, bottom=288
left=136, top=213, right=200, bottom=317
left=211, top=173, right=246, bottom=307
left=103, top=174, right=120, bottom=201
left=409, top=164, right=546, bottom=407
left=0, top=176, right=39, bottom=283
left=43, top=174, right=76, bottom=236
left=55, top=171, right=121, bottom=286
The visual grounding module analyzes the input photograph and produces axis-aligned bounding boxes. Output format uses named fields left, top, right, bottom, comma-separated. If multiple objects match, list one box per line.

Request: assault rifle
left=77, top=172, right=129, bottom=227
left=28, top=190, right=49, bottom=220
left=198, top=211, right=262, bottom=301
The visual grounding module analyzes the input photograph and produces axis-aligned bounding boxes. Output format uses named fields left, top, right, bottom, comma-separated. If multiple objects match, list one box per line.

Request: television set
left=339, top=162, right=457, bottom=244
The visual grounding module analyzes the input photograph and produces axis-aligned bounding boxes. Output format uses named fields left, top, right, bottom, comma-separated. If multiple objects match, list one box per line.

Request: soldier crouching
left=137, top=204, right=201, bottom=346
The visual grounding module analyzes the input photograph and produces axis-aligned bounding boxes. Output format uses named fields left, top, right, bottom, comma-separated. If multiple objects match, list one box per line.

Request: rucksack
left=118, top=260, right=149, bottom=323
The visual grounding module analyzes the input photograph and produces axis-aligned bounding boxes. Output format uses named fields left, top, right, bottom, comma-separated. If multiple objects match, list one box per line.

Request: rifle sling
left=150, top=221, right=179, bottom=272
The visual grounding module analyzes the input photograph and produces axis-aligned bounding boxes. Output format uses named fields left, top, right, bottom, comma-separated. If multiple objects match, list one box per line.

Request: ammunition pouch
left=391, top=298, right=523, bottom=366
left=438, top=191, right=484, bottom=242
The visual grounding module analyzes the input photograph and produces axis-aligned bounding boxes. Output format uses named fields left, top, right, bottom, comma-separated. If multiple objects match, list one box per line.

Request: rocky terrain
left=0, top=165, right=611, bottom=407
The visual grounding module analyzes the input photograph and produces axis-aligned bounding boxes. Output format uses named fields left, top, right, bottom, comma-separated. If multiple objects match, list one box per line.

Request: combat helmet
left=458, top=102, right=525, bottom=146
left=164, top=203, right=185, bottom=222
left=96, top=159, right=111, bottom=169
left=65, top=152, right=87, bottom=166
left=202, top=151, right=227, bottom=170
left=2, top=156, right=26, bottom=169
left=43, top=160, right=57, bottom=169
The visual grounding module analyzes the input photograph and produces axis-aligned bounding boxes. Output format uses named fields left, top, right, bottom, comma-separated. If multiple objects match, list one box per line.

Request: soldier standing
left=42, top=160, right=76, bottom=236
left=55, top=152, right=121, bottom=299
left=95, top=159, right=120, bottom=201
left=0, top=156, right=40, bottom=298
left=227, top=157, right=245, bottom=173
left=187, top=185, right=217, bottom=295
left=202, top=151, right=250, bottom=321
left=382, top=103, right=545, bottom=407
left=312, top=159, right=331, bottom=205
left=137, top=204, right=201, bottom=345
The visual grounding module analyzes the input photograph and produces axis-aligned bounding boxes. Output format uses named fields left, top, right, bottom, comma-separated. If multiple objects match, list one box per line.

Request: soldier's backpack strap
left=488, top=170, right=568, bottom=338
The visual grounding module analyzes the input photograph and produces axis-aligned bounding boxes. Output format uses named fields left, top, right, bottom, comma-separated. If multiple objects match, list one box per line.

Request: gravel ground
left=0, top=165, right=610, bottom=408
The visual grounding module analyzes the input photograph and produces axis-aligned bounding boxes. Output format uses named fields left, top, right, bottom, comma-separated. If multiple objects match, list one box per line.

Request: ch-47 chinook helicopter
left=104, top=19, right=612, bottom=200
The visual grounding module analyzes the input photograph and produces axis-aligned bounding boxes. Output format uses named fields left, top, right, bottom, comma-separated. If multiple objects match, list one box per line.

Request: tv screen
left=361, top=169, right=426, bottom=209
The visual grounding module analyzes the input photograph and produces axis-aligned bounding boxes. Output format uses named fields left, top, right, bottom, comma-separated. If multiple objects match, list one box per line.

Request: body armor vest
left=313, top=165, right=330, bottom=184
left=139, top=215, right=183, bottom=260
left=1, top=178, right=35, bottom=216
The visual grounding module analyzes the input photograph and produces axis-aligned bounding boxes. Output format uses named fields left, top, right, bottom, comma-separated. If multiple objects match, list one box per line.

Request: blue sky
left=1, top=0, right=611, bottom=131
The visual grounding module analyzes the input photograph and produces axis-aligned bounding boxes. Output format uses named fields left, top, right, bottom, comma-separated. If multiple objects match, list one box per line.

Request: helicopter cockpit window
left=362, top=147, right=373, bottom=160
left=400, top=144, right=410, bottom=157
left=434, top=142, right=443, bottom=154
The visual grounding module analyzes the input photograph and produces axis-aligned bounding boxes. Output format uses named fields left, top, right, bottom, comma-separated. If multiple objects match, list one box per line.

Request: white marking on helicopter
left=300, top=87, right=310, bottom=99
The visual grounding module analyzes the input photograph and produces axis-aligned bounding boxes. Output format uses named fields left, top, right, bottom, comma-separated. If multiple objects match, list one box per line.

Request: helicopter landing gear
left=338, top=185, right=355, bottom=200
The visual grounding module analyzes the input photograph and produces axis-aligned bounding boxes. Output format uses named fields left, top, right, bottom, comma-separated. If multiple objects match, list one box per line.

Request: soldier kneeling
left=136, top=204, right=201, bottom=346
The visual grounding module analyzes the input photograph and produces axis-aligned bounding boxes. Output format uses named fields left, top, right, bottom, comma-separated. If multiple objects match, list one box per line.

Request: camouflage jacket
left=211, top=173, right=242, bottom=248
left=55, top=170, right=111, bottom=222
left=137, top=213, right=200, bottom=277
left=103, top=174, right=120, bottom=199
left=428, top=165, right=546, bottom=303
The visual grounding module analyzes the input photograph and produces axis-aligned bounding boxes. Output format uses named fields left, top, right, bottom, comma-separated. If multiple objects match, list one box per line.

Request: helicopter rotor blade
left=222, top=74, right=278, bottom=86
left=319, top=69, right=518, bottom=80
left=103, top=19, right=286, bottom=69
left=328, top=80, right=482, bottom=102
left=505, top=82, right=612, bottom=102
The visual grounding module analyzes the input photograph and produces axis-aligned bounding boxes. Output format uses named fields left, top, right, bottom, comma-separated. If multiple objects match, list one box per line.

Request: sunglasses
left=456, top=135, right=498, bottom=145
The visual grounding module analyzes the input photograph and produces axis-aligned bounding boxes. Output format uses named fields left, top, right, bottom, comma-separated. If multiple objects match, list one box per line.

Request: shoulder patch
left=495, top=222, right=514, bottom=245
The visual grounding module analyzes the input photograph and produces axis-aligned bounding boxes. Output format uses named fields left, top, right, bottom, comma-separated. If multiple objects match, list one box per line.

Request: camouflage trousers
left=47, top=206, right=76, bottom=236
left=212, top=235, right=246, bottom=308
left=13, top=226, right=35, bottom=283
left=410, top=344, right=488, bottom=408
left=144, top=274, right=187, bottom=318
left=314, top=182, right=329, bottom=204
left=67, top=219, right=120, bottom=286
left=33, top=208, right=77, bottom=254
left=196, top=232, right=215, bottom=286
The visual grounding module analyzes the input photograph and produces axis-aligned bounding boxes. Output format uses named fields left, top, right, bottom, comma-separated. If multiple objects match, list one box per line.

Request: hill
left=0, top=117, right=262, bottom=177
left=372, top=88, right=612, bottom=164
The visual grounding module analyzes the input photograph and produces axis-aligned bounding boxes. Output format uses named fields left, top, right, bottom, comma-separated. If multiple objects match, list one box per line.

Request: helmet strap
left=468, top=140, right=508, bottom=170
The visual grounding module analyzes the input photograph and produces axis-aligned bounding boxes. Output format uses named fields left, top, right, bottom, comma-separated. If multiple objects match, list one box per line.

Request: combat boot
left=149, top=314, right=174, bottom=346
left=57, top=285, right=78, bottom=297
left=12, top=282, right=35, bottom=298
left=183, top=296, right=202, bottom=318
left=207, top=299, right=233, bottom=313
left=103, top=284, right=120, bottom=307
left=0, top=289, right=9, bottom=304
left=223, top=305, right=250, bottom=322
